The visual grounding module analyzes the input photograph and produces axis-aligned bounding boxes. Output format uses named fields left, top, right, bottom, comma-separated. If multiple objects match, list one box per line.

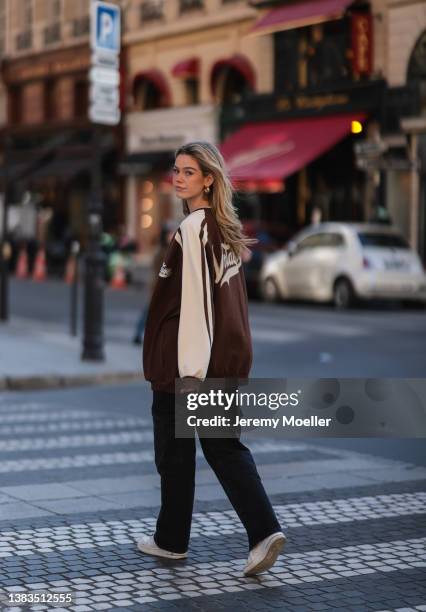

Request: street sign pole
left=82, top=125, right=105, bottom=360
left=0, top=134, right=11, bottom=322
left=82, top=1, right=121, bottom=361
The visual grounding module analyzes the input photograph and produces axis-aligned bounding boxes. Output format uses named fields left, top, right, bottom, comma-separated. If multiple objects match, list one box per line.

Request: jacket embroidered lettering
left=159, top=263, right=172, bottom=278
left=212, top=243, right=241, bottom=287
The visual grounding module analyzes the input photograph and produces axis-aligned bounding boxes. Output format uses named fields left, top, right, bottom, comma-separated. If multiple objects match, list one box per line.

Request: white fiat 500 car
left=260, top=223, right=426, bottom=309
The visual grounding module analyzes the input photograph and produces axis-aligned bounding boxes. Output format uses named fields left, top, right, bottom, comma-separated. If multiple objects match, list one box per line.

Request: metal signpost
left=0, top=137, right=10, bottom=322
left=82, top=1, right=121, bottom=361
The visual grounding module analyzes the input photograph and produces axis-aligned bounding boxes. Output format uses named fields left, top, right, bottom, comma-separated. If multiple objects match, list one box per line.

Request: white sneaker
left=136, top=535, right=188, bottom=560
left=243, top=531, right=286, bottom=576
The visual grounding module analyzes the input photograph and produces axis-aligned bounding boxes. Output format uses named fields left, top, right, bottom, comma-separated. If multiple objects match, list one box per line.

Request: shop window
left=307, top=22, right=351, bottom=87
left=214, top=67, right=252, bottom=105
left=275, top=18, right=354, bottom=93
left=134, top=80, right=164, bottom=110
left=274, top=30, right=299, bottom=92
left=74, top=80, right=88, bottom=118
left=184, top=78, right=199, bottom=105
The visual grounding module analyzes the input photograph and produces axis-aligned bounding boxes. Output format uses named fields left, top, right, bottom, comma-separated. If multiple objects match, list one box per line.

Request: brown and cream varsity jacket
left=142, top=207, right=253, bottom=393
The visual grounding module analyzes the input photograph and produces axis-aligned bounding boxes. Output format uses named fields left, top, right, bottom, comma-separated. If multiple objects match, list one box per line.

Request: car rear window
left=357, top=232, right=409, bottom=249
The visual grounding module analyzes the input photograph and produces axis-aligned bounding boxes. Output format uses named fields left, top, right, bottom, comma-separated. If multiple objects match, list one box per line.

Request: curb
left=0, top=371, right=142, bottom=391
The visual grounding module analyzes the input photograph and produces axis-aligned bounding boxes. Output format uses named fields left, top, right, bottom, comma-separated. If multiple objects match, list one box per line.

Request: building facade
left=384, top=0, right=426, bottom=260
left=121, top=0, right=271, bottom=255
left=219, top=0, right=426, bottom=258
left=0, top=0, right=124, bottom=272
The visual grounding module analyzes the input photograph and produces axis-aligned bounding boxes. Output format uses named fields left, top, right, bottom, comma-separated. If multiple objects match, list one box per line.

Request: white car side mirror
left=287, top=241, right=297, bottom=257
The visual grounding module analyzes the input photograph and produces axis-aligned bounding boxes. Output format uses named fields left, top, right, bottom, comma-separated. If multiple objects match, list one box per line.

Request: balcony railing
left=72, top=15, right=90, bottom=37
left=44, top=22, right=61, bottom=45
left=16, top=30, right=32, bottom=50
left=180, top=0, right=204, bottom=13
left=140, top=0, right=164, bottom=22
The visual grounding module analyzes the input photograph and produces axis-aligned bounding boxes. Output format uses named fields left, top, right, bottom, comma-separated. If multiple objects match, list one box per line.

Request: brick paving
left=0, top=392, right=425, bottom=611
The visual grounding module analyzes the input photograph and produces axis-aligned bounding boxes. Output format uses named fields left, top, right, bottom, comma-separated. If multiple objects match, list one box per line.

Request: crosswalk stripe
left=0, top=411, right=106, bottom=424
left=2, top=537, right=425, bottom=608
left=376, top=607, right=426, bottom=612
left=0, top=431, right=155, bottom=451
left=0, top=429, right=309, bottom=452
left=0, top=440, right=308, bottom=472
left=0, top=417, right=151, bottom=436
left=0, top=492, right=424, bottom=557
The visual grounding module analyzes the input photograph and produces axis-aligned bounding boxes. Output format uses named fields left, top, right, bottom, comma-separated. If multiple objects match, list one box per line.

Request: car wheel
left=261, top=277, right=280, bottom=303
left=333, top=278, right=355, bottom=310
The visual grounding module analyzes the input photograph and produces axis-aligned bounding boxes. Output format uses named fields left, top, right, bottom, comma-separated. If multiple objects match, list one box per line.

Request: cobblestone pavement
left=0, top=387, right=425, bottom=611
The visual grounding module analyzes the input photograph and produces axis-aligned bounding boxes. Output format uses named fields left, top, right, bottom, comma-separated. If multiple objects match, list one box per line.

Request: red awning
left=250, top=0, right=354, bottom=35
left=172, top=57, right=199, bottom=79
left=211, top=55, right=256, bottom=92
left=221, top=113, right=365, bottom=190
left=132, top=69, right=171, bottom=106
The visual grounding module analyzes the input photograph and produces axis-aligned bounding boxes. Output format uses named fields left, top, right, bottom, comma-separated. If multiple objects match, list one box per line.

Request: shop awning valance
left=172, top=57, right=200, bottom=79
left=249, top=0, right=354, bottom=36
left=221, top=113, right=365, bottom=190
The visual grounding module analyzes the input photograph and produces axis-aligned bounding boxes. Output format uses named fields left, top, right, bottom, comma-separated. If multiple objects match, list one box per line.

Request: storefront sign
left=137, top=134, right=186, bottom=152
left=126, top=105, right=218, bottom=154
left=351, top=13, right=373, bottom=76
left=277, top=93, right=349, bottom=112
left=3, top=51, right=90, bottom=83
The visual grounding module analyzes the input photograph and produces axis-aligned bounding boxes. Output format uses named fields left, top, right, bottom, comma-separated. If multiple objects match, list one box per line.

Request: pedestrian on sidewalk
left=138, top=141, right=286, bottom=576
left=132, top=224, right=174, bottom=345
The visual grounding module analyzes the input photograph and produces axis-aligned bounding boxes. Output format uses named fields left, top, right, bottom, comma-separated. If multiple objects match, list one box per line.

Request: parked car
left=260, top=222, right=426, bottom=309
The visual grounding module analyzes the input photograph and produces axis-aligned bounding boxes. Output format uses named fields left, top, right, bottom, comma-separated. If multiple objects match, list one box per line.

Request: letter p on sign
left=92, top=2, right=121, bottom=54
left=100, top=12, right=113, bottom=44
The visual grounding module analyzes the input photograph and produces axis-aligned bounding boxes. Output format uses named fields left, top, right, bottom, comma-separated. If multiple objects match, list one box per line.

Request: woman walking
left=138, top=141, right=286, bottom=576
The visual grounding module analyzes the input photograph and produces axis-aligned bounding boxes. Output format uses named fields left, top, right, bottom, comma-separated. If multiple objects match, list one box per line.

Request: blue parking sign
left=91, top=1, right=121, bottom=54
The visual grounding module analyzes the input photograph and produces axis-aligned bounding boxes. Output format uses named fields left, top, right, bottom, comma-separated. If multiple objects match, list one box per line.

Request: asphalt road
left=9, top=277, right=426, bottom=378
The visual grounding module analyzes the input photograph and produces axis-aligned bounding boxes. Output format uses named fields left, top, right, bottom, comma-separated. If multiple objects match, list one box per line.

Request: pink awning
left=221, top=113, right=365, bottom=190
left=250, top=0, right=354, bottom=35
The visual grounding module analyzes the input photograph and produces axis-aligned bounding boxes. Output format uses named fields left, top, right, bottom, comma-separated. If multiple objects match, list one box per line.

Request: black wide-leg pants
left=151, top=390, right=282, bottom=554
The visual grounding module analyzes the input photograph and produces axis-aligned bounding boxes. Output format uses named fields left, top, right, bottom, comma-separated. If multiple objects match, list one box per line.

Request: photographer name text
left=187, top=415, right=332, bottom=428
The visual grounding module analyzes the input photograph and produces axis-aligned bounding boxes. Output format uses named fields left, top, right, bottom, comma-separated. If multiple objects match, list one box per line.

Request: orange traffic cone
left=32, top=248, right=47, bottom=282
left=110, top=263, right=127, bottom=289
left=65, top=254, right=77, bottom=284
left=16, top=248, right=29, bottom=279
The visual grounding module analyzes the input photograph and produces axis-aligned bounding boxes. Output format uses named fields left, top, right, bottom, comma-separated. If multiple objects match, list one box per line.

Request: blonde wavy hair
left=174, top=141, right=256, bottom=258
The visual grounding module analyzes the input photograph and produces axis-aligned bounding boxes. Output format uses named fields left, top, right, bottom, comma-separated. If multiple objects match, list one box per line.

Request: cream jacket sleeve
left=177, top=212, right=214, bottom=380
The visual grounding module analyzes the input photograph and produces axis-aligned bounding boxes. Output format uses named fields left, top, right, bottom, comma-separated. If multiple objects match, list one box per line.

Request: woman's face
left=173, top=154, right=212, bottom=200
